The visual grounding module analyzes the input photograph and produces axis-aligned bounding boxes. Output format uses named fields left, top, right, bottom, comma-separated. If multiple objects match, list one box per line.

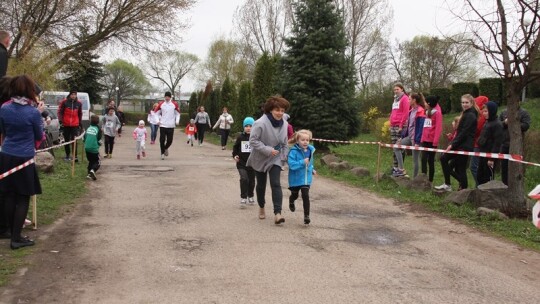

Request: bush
left=479, top=78, right=503, bottom=104
left=451, top=82, right=479, bottom=112
left=361, top=106, right=382, bottom=133
left=429, top=88, right=452, bottom=114
left=375, top=118, right=391, bottom=143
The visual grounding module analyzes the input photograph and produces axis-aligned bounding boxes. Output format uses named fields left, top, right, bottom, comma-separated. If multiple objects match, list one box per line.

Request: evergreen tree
left=220, top=76, right=237, bottom=110
left=236, top=81, right=254, bottom=133
left=280, top=0, right=360, bottom=142
left=207, top=89, right=221, bottom=127
left=253, top=52, right=278, bottom=107
left=62, top=50, right=106, bottom=105
left=188, top=92, right=198, bottom=118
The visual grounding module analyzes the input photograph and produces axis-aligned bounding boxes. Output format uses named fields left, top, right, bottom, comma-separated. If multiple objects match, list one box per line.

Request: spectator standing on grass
left=476, top=101, right=503, bottom=185
left=155, top=91, right=180, bottom=160
left=393, top=92, right=426, bottom=178
left=388, top=83, right=410, bottom=176
left=0, top=30, right=10, bottom=78
left=246, top=96, right=290, bottom=225
left=420, top=95, right=443, bottom=183
left=0, top=75, right=43, bottom=249
left=58, top=90, right=82, bottom=162
left=194, top=106, right=211, bottom=146
left=470, top=96, right=489, bottom=187
left=499, top=100, right=530, bottom=185
left=435, top=94, right=478, bottom=192
left=84, top=115, right=102, bottom=181
left=213, top=107, right=234, bottom=150
left=101, top=107, right=121, bottom=159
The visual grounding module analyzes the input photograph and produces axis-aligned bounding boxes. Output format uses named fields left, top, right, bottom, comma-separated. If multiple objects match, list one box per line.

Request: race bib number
left=241, top=141, right=252, bottom=153
left=392, top=101, right=400, bottom=110
left=106, top=121, right=114, bottom=128
left=188, top=126, right=195, bottom=132
left=423, top=118, right=432, bottom=128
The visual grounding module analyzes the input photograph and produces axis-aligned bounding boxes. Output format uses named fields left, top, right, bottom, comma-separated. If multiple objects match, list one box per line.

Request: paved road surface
left=1, top=129, right=539, bottom=303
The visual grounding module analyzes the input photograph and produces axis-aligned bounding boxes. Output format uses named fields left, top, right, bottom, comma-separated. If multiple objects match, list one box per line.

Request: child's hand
left=304, top=158, right=309, bottom=165
left=234, top=155, right=240, bottom=163
left=313, top=170, right=317, bottom=176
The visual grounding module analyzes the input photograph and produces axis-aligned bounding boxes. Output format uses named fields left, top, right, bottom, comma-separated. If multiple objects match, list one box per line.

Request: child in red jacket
left=185, top=119, right=197, bottom=147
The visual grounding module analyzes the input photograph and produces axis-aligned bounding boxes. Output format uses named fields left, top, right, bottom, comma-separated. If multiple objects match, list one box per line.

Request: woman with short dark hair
left=0, top=75, right=43, bottom=249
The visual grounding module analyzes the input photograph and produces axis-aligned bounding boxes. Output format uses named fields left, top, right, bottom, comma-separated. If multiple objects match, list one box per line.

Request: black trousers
left=421, top=142, right=436, bottom=182
left=220, top=128, right=230, bottom=147
left=255, top=165, right=283, bottom=214
left=0, top=192, right=8, bottom=234
left=86, top=151, right=101, bottom=173
left=104, top=135, right=115, bottom=155
left=477, top=158, right=495, bottom=186
left=238, top=167, right=255, bottom=199
left=289, top=186, right=310, bottom=216
left=63, top=126, right=79, bottom=158
left=2, top=192, right=30, bottom=242
left=441, top=153, right=469, bottom=189
left=159, top=127, right=174, bottom=154
left=196, top=123, right=207, bottom=144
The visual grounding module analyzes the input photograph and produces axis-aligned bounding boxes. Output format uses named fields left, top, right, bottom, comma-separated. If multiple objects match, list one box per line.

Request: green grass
left=316, top=130, right=540, bottom=251
left=0, top=141, right=89, bottom=286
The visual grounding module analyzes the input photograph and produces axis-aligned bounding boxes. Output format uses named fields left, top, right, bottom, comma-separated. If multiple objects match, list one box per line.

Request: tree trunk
left=505, top=83, right=526, bottom=216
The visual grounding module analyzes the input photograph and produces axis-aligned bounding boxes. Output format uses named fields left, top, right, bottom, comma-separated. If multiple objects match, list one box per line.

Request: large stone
left=350, top=167, right=370, bottom=177
left=373, top=172, right=395, bottom=183
left=477, top=180, right=508, bottom=190
left=473, top=180, right=510, bottom=210
left=443, top=189, right=475, bottom=206
left=477, top=207, right=509, bottom=219
left=328, top=161, right=350, bottom=171
left=320, top=154, right=341, bottom=166
left=35, top=152, right=55, bottom=173
left=406, top=173, right=432, bottom=192
left=390, top=175, right=411, bottom=188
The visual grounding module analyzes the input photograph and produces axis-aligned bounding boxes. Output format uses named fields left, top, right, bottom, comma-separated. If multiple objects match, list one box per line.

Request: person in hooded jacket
left=435, top=94, right=478, bottom=191
left=499, top=101, right=530, bottom=185
left=57, top=90, right=83, bottom=161
left=476, top=101, right=503, bottom=185
left=470, top=95, right=489, bottom=187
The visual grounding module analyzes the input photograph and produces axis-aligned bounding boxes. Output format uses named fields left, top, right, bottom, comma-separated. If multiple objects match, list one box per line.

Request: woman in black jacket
left=435, top=94, right=478, bottom=191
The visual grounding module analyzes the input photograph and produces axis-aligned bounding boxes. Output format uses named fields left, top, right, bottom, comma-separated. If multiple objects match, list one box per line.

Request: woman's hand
left=271, top=149, right=279, bottom=156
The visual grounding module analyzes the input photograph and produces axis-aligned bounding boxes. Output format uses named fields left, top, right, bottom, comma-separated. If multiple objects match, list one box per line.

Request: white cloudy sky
left=146, top=0, right=456, bottom=92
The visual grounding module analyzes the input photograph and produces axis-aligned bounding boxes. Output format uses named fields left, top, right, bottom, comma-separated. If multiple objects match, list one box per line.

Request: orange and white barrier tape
left=0, top=158, right=35, bottom=180
left=36, top=130, right=85, bottom=153
left=312, top=138, right=380, bottom=145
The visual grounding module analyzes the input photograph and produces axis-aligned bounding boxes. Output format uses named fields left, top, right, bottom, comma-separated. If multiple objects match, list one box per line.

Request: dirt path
left=1, top=129, right=540, bottom=304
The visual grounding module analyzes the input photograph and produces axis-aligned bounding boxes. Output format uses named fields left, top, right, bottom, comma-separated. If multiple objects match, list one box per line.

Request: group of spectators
left=388, top=82, right=531, bottom=191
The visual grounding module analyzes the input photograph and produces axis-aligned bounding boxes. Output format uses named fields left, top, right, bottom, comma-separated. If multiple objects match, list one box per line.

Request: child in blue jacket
left=288, top=129, right=316, bottom=225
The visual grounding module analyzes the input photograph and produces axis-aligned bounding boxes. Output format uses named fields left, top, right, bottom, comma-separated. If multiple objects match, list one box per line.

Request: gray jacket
left=246, top=114, right=289, bottom=172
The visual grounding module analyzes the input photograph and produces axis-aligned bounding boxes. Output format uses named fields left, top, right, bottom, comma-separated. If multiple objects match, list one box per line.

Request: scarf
left=265, top=113, right=283, bottom=128
left=11, top=96, right=33, bottom=106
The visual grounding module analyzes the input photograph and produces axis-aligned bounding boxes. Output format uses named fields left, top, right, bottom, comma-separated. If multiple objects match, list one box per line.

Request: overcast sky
left=172, top=0, right=453, bottom=92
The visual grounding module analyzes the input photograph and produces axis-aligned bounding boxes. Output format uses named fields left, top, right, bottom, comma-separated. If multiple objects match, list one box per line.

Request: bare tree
left=233, top=0, right=293, bottom=64
left=147, top=51, right=199, bottom=98
left=202, top=38, right=252, bottom=85
left=448, top=0, right=540, bottom=214
left=334, top=0, right=393, bottom=90
left=0, top=0, right=194, bottom=68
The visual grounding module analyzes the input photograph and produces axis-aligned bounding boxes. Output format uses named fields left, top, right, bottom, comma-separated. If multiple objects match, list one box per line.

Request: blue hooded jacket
left=287, top=144, right=315, bottom=187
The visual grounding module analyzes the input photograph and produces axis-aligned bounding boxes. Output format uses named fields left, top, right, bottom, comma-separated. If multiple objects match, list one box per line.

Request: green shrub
left=375, top=118, right=390, bottom=143
left=361, top=106, right=383, bottom=133
left=451, top=82, right=479, bottom=112
left=429, top=88, right=452, bottom=114
left=479, top=78, right=503, bottom=104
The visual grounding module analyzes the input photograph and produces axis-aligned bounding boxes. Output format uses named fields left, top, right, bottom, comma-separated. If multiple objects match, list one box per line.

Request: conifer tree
left=281, top=0, right=360, bottom=141
left=188, top=92, right=198, bottom=118
left=253, top=52, right=278, bottom=106
left=236, top=81, right=254, bottom=132
left=62, top=50, right=106, bottom=105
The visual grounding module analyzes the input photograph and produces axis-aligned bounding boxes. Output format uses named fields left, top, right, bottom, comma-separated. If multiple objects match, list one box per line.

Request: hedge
left=451, top=82, right=479, bottom=112
left=479, top=78, right=503, bottom=105
left=429, top=88, right=452, bottom=114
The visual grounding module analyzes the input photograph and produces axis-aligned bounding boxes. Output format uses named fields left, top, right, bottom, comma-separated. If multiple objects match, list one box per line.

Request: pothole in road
left=320, top=207, right=404, bottom=220
left=344, top=226, right=406, bottom=246
left=173, top=238, right=207, bottom=252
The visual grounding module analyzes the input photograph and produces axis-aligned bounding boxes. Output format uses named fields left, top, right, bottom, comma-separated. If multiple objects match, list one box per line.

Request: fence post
left=376, top=143, right=382, bottom=183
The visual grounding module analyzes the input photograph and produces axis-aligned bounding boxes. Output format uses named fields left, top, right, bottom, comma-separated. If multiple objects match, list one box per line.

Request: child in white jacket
left=133, top=120, right=147, bottom=160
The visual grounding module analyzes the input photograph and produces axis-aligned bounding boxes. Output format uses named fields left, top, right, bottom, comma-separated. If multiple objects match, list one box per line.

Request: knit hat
left=164, top=91, right=172, bottom=97
left=425, top=95, right=439, bottom=108
left=138, top=120, right=145, bottom=126
left=243, top=117, right=254, bottom=128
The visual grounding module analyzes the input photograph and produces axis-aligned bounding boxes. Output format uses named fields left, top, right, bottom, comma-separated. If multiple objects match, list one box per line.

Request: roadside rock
left=406, top=174, right=432, bottom=191
left=477, top=207, right=509, bottom=220
left=474, top=180, right=510, bottom=210
left=321, top=154, right=341, bottom=166
left=350, top=167, right=370, bottom=177
left=443, top=189, right=475, bottom=206
left=35, top=152, right=55, bottom=173
left=329, top=161, right=350, bottom=171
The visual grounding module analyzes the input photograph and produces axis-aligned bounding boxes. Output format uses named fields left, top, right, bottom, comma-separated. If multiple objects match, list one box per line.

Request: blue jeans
left=255, top=165, right=283, bottom=214
left=150, top=124, right=159, bottom=142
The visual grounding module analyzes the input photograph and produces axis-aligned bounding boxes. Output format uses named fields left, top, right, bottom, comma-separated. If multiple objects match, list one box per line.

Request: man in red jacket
left=58, top=90, right=83, bottom=162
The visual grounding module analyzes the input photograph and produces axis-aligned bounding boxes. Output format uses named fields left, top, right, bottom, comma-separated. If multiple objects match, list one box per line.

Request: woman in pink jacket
left=388, top=83, right=410, bottom=175
left=420, top=96, right=443, bottom=182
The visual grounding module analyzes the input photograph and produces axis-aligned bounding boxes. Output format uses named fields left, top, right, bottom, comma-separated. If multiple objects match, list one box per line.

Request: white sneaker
left=434, top=184, right=452, bottom=191
left=248, top=197, right=255, bottom=205
left=240, top=198, right=247, bottom=209
left=161, top=154, right=165, bottom=160
left=164, top=149, right=169, bottom=156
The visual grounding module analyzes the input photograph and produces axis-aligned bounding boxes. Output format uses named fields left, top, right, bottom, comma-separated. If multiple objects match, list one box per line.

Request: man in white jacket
left=156, top=92, right=180, bottom=160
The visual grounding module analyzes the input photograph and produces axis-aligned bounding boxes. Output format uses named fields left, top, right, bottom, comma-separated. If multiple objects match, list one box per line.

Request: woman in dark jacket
left=435, top=94, right=478, bottom=191
left=477, top=101, right=503, bottom=185
left=0, top=75, right=43, bottom=249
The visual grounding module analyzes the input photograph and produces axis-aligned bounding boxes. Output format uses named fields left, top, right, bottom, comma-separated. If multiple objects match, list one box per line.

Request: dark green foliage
left=220, top=76, right=237, bottom=111
left=207, top=89, right=220, bottom=125
left=429, top=88, right=452, bottom=114
left=451, top=82, right=479, bottom=112
left=236, top=81, right=254, bottom=133
left=188, top=92, right=198, bottom=118
left=253, top=52, right=279, bottom=107
left=62, top=50, right=105, bottom=105
left=280, top=0, right=360, bottom=143
left=479, top=78, right=503, bottom=104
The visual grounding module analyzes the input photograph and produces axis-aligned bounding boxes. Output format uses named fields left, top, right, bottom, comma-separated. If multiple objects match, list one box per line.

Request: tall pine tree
left=188, top=92, right=198, bottom=118
left=281, top=0, right=360, bottom=141
left=62, top=50, right=106, bottom=105
left=236, top=81, right=254, bottom=133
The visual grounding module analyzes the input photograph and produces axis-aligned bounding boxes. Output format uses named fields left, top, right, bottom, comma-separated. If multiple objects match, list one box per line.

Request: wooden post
left=31, top=195, right=37, bottom=230
left=71, top=140, right=76, bottom=177
left=376, top=143, right=382, bottom=183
